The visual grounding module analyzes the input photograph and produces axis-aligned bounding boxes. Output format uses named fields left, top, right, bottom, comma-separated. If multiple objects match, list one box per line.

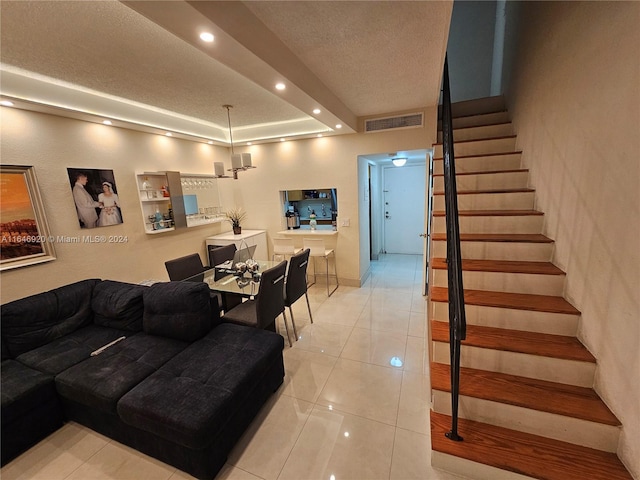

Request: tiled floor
left=1, top=254, right=469, bottom=480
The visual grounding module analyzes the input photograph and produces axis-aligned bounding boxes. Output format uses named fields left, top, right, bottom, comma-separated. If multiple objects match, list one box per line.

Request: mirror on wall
left=180, top=174, right=224, bottom=227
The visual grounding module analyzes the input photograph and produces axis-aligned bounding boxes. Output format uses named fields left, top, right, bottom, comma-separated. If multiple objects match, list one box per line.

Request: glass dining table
left=183, top=260, right=281, bottom=297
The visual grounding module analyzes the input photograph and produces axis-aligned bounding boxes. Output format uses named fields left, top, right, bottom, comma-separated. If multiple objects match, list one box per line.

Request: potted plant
left=225, top=207, right=247, bottom=235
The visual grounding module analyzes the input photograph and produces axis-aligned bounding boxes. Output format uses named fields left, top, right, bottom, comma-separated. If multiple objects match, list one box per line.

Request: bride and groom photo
left=67, top=168, right=123, bottom=229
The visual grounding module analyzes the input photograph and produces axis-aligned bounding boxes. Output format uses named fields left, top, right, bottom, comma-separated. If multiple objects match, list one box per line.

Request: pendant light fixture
left=218, top=104, right=255, bottom=180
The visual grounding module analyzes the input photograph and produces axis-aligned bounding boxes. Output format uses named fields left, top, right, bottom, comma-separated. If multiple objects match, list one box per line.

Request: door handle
left=419, top=233, right=428, bottom=238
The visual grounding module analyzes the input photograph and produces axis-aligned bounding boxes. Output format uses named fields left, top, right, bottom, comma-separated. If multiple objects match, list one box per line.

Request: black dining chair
left=284, top=249, right=314, bottom=342
left=207, top=244, right=243, bottom=312
left=164, top=253, right=221, bottom=318
left=165, top=253, right=208, bottom=281
left=222, top=260, right=293, bottom=346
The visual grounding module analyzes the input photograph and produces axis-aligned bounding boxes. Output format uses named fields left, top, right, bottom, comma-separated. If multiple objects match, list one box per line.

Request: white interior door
left=383, top=163, right=426, bottom=254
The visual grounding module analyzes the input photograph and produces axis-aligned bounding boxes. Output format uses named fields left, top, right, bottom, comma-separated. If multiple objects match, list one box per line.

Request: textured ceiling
left=0, top=0, right=452, bottom=144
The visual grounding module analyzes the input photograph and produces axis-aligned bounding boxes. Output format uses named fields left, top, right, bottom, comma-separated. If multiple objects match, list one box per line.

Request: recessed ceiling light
left=335, top=124, right=342, bottom=129
left=275, top=83, right=286, bottom=91
left=392, top=158, right=407, bottom=167
left=102, top=120, right=112, bottom=126
left=1, top=100, right=14, bottom=107
left=207, top=140, right=213, bottom=145
left=317, top=134, right=323, bottom=138
left=280, top=138, right=285, bottom=142
left=165, top=132, right=173, bottom=137
left=199, top=32, right=214, bottom=43
left=312, top=108, right=321, bottom=115
left=246, top=142, right=252, bottom=146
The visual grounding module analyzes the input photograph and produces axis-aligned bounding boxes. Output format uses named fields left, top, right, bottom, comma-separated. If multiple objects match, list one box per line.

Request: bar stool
left=303, top=238, right=338, bottom=296
left=272, top=238, right=302, bottom=261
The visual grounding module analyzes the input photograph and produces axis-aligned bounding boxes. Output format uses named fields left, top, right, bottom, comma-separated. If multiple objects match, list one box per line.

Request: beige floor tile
left=411, top=292, right=427, bottom=313
left=293, top=323, right=353, bottom=357
left=390, top=428, right=470, bottom=480
left=340, top=327, right=408, bottom=369
left=207, top=464, right=262, bottom=480
left=408, top=311, right=427, bottom=338
left=404, top=334, right=429, bottom=374
left=0, top=423, right=109, bottom=480
left=316, top=358, right=403, bottom=425
left=356, top=305, right=411, bottom=334
left=64, top=441, right=175, bottom=480
left=397, top=371, right=431, bottom=435
left=313, top=300, right=366, bottom=327
left=228, top=394, right=313, bottom=480
left=278, top=406, right=395, bottom=480
left=282, top=347, right=337, bottom=402
left=368, top=290, right=414, bottom=312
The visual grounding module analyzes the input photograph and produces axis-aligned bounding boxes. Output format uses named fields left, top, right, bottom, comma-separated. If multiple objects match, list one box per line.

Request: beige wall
left=0, top=107, right=436, bottom=303
left=508, top=2, right=639, bottom=475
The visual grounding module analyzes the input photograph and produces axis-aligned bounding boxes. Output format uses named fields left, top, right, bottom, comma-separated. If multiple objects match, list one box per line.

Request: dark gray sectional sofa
left=1, top=278, right=285, bottom=479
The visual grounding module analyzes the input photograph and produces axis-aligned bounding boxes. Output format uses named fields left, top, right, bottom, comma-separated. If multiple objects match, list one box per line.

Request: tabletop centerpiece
left=225, top=207, right=247, bottom=235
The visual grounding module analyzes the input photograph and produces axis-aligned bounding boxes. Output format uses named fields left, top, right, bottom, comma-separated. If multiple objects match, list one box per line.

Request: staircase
left=428, top=96, right=632, bottom=480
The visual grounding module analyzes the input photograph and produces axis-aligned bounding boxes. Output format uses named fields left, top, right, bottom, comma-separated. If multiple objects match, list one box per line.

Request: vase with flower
left=225, top=207, right=247, bottom=235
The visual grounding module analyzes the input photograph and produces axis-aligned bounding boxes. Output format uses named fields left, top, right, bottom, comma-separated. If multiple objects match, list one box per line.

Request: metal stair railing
left=441, top=54, right=467, bottom=442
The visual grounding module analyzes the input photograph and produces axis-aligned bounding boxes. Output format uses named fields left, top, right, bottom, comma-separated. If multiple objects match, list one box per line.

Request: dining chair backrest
left=273, top=237, right=296, bottom=255
left=209, top=244, right=237, bottom=267
left=255, top=260, right=287, bottom=330
left=165, top=253, right=206, bottom=281
left=303, top=238, right=326, bottom=257
left=285, top=249, right=310, bottom=307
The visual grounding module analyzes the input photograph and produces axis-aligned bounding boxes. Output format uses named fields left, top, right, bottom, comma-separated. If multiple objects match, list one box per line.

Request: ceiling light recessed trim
left=312, top=108, right=321, bottom=115
left=275, top=82, right=286, bottom=91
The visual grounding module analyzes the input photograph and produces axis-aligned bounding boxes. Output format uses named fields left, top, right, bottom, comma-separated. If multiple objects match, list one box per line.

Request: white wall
left=0, top=106, right=437, bottom=302
left=447, top=0, right=496, bottom=102
left=508, top=2, right=639, bottom=476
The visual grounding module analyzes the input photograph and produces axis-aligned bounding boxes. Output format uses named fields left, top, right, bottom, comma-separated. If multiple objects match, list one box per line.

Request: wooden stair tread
left=432, top=258, right=565, bottom=275
left=433, top=134, right=518, bottom=147
left=433, top=168, right=528, bottom=177
left=433, top=209, right=543, bottom=217
left=432, top=233, right=554, bottom=243
left=430, top=286, right=580, bottom=315
left=430, top=412, right=631, bottom=480
left=434, top=188, right=535, bottom=195
left=433, top=151, right=522, bottom=161
left=431, top=321, right=595, bottom=362
left=431, top=362, right=619, bottom=425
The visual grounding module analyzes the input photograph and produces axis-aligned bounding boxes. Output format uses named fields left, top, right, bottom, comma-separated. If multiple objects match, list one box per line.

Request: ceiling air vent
left=364, top=112, right=423, bottom=133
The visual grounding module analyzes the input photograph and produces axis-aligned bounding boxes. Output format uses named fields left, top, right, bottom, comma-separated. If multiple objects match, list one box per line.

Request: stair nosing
left=431, top=233, right=554, bottom=243
left=433, top=134, right=517, bottom=147
left=433, top=188, right=535, bottom=196
left=432, top=168, right=528, bottom=177
left=433, top=209, right=543, bottom=217
left=433, top=151, right=522, bottom=161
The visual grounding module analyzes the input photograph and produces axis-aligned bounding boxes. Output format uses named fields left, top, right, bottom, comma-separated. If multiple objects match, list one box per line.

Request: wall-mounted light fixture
left=392, top=157, right=407, bottom=167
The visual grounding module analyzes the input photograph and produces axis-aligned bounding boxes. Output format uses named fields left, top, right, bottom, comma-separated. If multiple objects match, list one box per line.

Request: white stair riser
left=433, top=215, right=544, bottom=234
left=429, top=301, right=579, bottom=336
left=432, top=191, right=535, bottom=211
left=431, top=240, right=553, bottom=262
left=431, top=451, right=534, bottom=480
left=449, top=111, right=511, bottom=129
left=432, top=391, right=620, bottom=452
left=433, top=171, right=529, bottom=191
left=438, top=123, right=513, bottom=142
left=432, top=269, right=565, bottom=296
left=433, top=153, right=522, bottom=174
left=432, top=341, right=595, bottom=387
left=434, top=137, right=517, bottom=157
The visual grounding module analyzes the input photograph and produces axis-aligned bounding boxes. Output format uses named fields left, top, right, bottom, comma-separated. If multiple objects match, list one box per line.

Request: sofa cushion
left=143, top=282, right=214, bottom=342
left=16, top=325, right=129, bottom=375
left=1, top=360, right=57, bottom=425
left=117, top=323, right=284, bottom=449
left=56, top=333, right=188, bottom=414
left=1, top=279, right=100, bottom=358
left=92, top=280, right=146, bottom=332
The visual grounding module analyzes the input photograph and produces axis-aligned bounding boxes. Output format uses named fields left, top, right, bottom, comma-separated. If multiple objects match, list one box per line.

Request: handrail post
left=441, top=55, right=466, bottom=442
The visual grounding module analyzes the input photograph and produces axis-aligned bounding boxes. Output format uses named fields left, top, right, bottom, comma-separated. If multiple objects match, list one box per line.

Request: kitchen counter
left=277, top=227, right=338, bottom=236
